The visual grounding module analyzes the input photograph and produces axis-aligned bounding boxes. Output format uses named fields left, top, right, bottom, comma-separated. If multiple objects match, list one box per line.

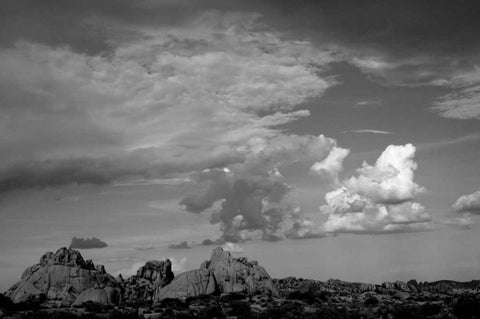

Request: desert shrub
left=419, top=302, right=443, bottom=316
left=83, top=301, right=112, bottom=313
left=364, top=295, right=379, bottom=306
left=195, top=304, right=225, bottom=319
left=228, top=300, right=252, bottom=319
left=390, top=304, right=422, bottom=319
left=157, top=297, right=188, bottom=310
left=453, top=295, right=480, bottom=319
left=0, top=293, right=15, bottom=310
left=286, top=285, right=327, bottom=304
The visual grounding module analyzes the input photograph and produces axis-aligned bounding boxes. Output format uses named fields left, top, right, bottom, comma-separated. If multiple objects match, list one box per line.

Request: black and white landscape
left=1, top=1, right=480, bottom=318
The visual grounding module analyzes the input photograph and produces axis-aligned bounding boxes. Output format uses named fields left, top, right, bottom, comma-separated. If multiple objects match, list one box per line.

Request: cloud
left=285, top=207, right=326, bottom=240
left=222, top=242, right=244, bottom=253
left=180, top=134, right=347, bottom=242
left=354, top=98, right=382, bottom=108
left=320, top=144, right=431, bottom=234
left=342, top=129, right=392, bottom=135
left=432, top=68, right=480, bottom=119
left=345, top=144, right=424, bottom=204
left=0, top=11, right=338, bottom=194
left=440, top=214, right=473, bottom=229
left=310, top=145, right=350, bottom=182
left=453, top=190, right=480, bottom=214
left=168, top=241, right=191, bottom=249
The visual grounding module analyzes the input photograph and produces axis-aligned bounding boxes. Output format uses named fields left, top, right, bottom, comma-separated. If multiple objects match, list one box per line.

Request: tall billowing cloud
left=453, top=190, right=480, bottom=214
left=181, top=134, right=347, bottom=242
left=0, top=11, right=338, bottom=193
left=310, top=145, right=350, bottom=183
left=345, top=144, right=424, bottom=204
left=321, top=144, right=431, bottom=234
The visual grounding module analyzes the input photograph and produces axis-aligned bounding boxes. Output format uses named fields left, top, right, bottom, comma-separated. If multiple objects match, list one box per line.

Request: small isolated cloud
left=321, top=144, right=431, bottom=234
left=453, top=190, right=480, bottom=214
left=343, top=129, right=392, bottom=135
left=222, top=242, right=244, bottom=253
left=168, top=241, right=190, bottom=249
left=354, top=98, right=382, bottom=108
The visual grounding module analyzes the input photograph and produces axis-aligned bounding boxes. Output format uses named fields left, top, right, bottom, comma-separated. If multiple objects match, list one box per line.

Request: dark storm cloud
left=0, top=147, right=243, bottom=194
left=181, top=168, right=292, bottom=242
left=4, top=0, right=480, bottom=56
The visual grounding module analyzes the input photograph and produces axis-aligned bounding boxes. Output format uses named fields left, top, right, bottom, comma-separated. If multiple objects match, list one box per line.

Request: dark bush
left=364, top=295, right=379, bottom=306
left=228, top=300, right=252, bottom=319
left=453, top=295, right=480, bottom=319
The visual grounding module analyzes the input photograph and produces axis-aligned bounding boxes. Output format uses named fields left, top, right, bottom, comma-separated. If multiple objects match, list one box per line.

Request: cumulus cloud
left=0, top=11, right=338, bottom=193
left=310, top=145, right=350, bottom=182
left=345, top=144, right=424, bottom=204
left=320, top=144, right=431, bottom=234
left=453, top=190, right=480, bottom=213
left=180, top=134, right=347, bottom=242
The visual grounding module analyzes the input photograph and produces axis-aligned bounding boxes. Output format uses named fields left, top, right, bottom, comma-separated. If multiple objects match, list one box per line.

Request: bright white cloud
left=345, top=144, right=424, bottom=204
left=320, top=144, right=431, bottom=234
left=310, top=144, right=350, bottom=182
left=453, top=190, right=480, bottom=213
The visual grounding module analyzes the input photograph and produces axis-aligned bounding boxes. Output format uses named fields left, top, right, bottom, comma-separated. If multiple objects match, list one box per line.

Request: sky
left=1, top=0, right=480, bottom=291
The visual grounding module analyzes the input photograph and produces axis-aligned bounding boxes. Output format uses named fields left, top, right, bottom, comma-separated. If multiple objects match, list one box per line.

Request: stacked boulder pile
left=4, top=247, right=119, bottom=306
left=121, top=260, right=174, bottom=305
left=155, top=247, right=279, bottom=301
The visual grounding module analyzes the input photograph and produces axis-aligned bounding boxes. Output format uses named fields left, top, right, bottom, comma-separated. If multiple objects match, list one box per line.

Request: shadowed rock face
left=72, top=286, right=121, bottom=306
left=5, top=247, right=117, bottom=306
left=155, top=247, right=278, bottom=301
left=122, top=260, right=174, bottom=304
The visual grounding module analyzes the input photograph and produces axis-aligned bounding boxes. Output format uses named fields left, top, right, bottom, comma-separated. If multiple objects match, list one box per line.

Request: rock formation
left=4, top=247, right=118, bottom=306
left=155, top=247, right=278, bottom=301
left=121, top=260, right=174, bottom=305
left=72, top=286, right=120, bottom=306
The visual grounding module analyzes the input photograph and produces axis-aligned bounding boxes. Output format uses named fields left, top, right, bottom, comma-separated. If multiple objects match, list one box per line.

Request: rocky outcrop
left=5, top=247, right=117, bottom=306
left=155, top=267, right=217, bottom=300
left=155, top=247, right=278, bottom=301
left=121, top=260, right=174, bottom=305
left=72, top=286, right=120, bottom=306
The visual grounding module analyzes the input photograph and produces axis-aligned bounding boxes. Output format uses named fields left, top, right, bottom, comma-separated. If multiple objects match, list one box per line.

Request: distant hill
left=70, top=237, right=108, bottom=249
